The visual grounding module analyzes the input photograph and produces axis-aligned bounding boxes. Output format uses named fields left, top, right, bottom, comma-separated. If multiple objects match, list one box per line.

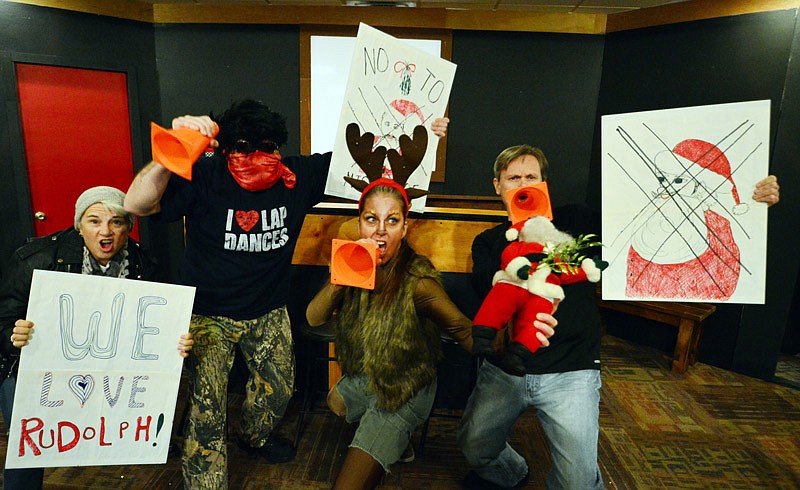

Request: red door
left=15, top=63, right=138, bottom=239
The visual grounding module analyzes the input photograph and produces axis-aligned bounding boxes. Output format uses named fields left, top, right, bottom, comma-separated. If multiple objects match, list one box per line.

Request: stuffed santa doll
left=472, top=216, right=605, bottom=376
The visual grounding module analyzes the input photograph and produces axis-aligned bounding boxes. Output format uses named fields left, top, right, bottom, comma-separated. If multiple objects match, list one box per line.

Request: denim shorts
left=334, top=373, right=436, bottom=471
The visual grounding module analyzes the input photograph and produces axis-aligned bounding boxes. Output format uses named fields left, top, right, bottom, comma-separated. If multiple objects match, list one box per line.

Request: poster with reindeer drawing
left=601, top=100, right=770, bottom=304
left=325, top=23, right=456, bottom=211
left=6, top=271, right=194, bottom=468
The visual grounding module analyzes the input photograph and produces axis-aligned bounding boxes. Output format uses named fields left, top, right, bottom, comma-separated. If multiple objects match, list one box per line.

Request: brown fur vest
left=335, top=250, right=441, bottom=412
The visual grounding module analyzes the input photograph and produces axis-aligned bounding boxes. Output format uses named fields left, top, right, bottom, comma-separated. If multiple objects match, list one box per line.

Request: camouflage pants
left=182, top=307, right=295, bottom=490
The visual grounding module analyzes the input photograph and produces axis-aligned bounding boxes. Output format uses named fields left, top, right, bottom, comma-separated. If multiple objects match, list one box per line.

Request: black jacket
left=0, top=228, right=155, bottom=376
left=470, top=204, right=604, bottom=375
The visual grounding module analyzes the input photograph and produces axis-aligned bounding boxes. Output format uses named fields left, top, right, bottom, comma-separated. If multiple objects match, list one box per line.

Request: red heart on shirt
left=235, top=210, right=259, bottom=232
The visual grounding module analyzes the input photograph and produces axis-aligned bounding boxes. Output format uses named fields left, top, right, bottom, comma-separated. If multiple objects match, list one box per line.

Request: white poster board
left=311, top=34, right=442, bottom=155
left=5, top=271, right=195, bottom=468
left=324, top=23, right=457, bottom=210
left=601, top=100, right=769, bottom=303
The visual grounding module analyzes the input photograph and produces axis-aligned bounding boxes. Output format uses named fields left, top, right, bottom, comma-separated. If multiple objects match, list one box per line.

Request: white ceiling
left=141, top=0, right=693, bottom=15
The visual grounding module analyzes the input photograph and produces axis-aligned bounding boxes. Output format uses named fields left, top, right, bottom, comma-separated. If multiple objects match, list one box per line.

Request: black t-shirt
left=471, top=204, right=603, bottom=374
left=152, top=152, right=331, bottom=320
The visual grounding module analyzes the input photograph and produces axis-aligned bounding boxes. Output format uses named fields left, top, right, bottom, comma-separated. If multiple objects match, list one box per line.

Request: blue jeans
left=1, top=376, right=44, bottom=490
left=457, top=362, right=605, bottom=489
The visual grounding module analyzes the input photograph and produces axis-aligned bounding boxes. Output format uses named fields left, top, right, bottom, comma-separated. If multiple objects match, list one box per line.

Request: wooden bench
left=595, top=289, right=716, bottom=374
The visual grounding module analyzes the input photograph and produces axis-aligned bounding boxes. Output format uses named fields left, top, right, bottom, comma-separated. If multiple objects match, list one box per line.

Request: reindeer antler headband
left=358, top=177, right=409, bottom=216
left=343, top=122, right=429, bottom=208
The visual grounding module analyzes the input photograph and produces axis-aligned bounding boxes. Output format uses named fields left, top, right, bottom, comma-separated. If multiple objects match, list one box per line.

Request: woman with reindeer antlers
left=307, top=123, right=558, bottom=489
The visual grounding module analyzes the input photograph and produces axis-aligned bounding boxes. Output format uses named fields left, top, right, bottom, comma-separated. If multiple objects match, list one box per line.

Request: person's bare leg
left=327, top=386, right=347, bottom=417
left=333, top=447, right=384, bottom=490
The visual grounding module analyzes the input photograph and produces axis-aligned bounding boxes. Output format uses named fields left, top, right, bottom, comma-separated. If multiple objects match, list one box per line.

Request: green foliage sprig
left=541, top=234, right=603, bottom=275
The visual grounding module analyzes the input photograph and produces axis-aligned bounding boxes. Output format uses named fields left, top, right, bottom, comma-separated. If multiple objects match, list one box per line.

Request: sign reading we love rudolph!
left=5, top=271, right=194, bottom=468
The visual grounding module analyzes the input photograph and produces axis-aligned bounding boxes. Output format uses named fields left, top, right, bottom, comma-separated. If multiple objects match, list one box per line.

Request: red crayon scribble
left=626, top=209, right=740, bottom=300
left=389, top=99, right=424, bottom=124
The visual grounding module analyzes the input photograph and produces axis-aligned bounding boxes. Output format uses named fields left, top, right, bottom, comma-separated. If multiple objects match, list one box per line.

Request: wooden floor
left=2, top=335, right=799, bottom=489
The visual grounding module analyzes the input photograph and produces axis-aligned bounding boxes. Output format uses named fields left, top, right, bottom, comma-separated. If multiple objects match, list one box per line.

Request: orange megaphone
left=506, top=182, right=553, bottom=223
left=151, top=122, right=219, bottom=181
left=330, top=239, right=379, bottom=290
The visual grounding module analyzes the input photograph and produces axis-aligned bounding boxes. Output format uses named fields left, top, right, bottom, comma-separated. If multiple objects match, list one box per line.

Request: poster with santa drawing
left=324, top=23, right=456, bottom=210
left=6, top=271, right=194, bottom=468
left=601, top=100, right=770, bottom=304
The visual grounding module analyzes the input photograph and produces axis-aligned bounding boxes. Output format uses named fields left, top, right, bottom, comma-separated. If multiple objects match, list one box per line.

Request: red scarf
left=227, top=151, right=296, bottom=191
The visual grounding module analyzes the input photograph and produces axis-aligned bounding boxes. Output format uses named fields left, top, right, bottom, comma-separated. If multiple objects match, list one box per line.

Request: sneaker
left=237, top=434, right=296, bottom=464
left=398, top=443, right=415, bottom=463
left=463, top=468, right=530, bottom=489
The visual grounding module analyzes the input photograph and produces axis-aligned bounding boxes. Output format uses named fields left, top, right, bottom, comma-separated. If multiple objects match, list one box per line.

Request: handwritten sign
left=5, top=271, right=195, bottom=468
left=325, top=23, right=457, bottom=210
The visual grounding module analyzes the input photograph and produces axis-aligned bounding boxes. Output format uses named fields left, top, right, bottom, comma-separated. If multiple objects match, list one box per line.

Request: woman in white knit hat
left=0, top=185, right=193, bottom=490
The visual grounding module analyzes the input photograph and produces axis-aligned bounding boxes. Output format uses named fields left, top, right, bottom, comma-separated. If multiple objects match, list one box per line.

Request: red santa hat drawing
left=672, top=139, right=741, bottom=206
left=390, top=99, right=425, bottom=124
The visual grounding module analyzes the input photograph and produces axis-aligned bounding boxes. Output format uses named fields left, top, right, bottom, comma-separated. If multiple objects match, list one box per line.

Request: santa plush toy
left=472, top=216, right=605, bottom=376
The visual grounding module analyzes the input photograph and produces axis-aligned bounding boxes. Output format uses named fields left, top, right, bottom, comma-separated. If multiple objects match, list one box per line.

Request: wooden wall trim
left=299, top=27, right=312, bottom=158
left=606, top=0, right=800, bottom=33
left=7, top=0, right=798, bottom=34
left=311, top=199, right=507, bottom=216
left=151, top=5, right=606, bottom=34
left=5, top=0, right=154, bottom=23
left=426, top=194, right=503, bottom=211
left=444, top=9, right=606, bottom=34
left=6, top=0, right=600, bottom=34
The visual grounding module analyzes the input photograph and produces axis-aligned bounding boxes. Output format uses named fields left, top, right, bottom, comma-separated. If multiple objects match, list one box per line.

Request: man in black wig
left=125, top=100, right=449, bottom=489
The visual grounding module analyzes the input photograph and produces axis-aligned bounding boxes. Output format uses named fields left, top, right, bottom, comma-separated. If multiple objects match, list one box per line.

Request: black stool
left=293, top=320, right=337, bottom=448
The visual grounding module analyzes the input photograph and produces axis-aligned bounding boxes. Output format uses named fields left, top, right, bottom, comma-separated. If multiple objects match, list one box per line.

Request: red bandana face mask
left=226, top=151, right=297, bottom=191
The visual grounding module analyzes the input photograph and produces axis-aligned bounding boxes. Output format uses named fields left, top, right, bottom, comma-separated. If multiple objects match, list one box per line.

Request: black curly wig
left=211, top=99, right=288, bottom=156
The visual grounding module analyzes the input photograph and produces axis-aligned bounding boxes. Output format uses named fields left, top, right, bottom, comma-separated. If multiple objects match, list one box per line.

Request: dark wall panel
left=0, top=3, right=159, bottom=275
left=736, top=11, right=800, bottom=377
left=590, top=10, right=796, bottom=206
left=440, top=30, right=604, bottom=206
left=154, top=24, right=301, bottom=155
left=592, top=10, right=799, bottom=378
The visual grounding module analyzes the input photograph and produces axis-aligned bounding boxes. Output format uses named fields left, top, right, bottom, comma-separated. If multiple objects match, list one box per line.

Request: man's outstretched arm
left=124, top=161, right=171, bottom=216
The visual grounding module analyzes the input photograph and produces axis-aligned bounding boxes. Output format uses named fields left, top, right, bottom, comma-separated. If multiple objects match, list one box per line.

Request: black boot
left=472, top=325, right=498, bottom=356
left=237, top=434, right=296, bottom=464
left=499, top=342, right=534, bottom=377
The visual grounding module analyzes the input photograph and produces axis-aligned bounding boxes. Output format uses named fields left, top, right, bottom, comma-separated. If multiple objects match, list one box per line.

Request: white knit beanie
left=74, top=186, right=130, bottom=230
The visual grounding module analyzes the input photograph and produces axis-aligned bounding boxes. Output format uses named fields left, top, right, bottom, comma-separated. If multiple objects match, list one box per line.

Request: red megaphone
left=506, top=182, right=553, bottom=223
left=330, top=239, right=379, bottom=290
left=151, top=122, right=219, bottom=181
